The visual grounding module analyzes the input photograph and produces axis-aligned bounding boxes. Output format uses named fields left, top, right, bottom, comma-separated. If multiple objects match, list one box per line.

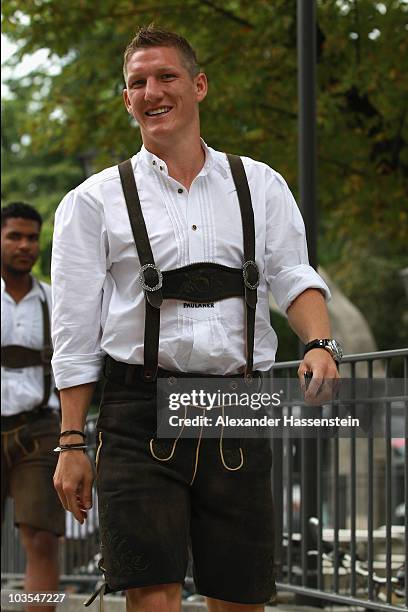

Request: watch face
left=327, top=339, right=343, bottom=361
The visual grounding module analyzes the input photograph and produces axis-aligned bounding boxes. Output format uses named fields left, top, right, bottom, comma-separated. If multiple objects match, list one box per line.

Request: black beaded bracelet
left=59, top=430, right=86, bottom=439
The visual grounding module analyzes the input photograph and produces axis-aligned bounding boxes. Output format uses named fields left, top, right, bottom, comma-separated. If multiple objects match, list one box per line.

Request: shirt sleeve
left=51, top=188, right=107, bottom=389
left=264, top=170, right=331, bottom=314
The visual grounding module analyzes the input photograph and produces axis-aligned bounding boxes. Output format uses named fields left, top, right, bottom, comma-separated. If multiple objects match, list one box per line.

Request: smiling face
left=1, top=217, right=40, bottom=276
left=123, top=46, right=208, bottom=152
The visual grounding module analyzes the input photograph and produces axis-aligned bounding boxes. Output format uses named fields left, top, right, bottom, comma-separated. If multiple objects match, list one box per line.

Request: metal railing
left=2, top=349, right=407, bottom=610
left=271, top=348, right=407, bottom=610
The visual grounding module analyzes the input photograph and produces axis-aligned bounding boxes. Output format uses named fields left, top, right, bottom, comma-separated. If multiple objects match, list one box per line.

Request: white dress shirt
left=1, top=277, right=59, bottom=416
left=51, top=142, right=330, bottom=389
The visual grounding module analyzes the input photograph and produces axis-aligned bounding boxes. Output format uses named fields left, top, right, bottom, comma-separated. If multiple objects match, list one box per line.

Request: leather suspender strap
left=38, top=283, right=52, bottom=407
left=117, top=161, right=163, bottom=309
left=118, top=155, right=258, bottom=381
left=226, top=154, right=259, bottom=378
left=118, top=159, right=162, bottom=381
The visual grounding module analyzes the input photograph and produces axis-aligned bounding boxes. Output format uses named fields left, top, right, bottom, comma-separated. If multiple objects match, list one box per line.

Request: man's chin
left=8, top=263, right=34, bottom=275
left=142, top=122, right=175, bottom=141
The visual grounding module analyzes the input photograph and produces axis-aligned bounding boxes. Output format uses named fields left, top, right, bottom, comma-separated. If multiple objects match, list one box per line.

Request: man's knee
left=19, top=524, right=58, bottom=558
left=126, top=583, right=181, bottom=612
left=206, top=598, right=264, bottom=612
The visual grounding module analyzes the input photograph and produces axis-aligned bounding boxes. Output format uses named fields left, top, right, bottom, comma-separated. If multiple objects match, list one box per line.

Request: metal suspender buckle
left=138, top=263, right=163, bottom=292
left=242, top=260, right=260, bottom=290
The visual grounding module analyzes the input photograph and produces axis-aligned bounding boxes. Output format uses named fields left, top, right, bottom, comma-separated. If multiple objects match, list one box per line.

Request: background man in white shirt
left=52, top=27, right=340, bottom=612
left=1, top=202, right=64, bottom=612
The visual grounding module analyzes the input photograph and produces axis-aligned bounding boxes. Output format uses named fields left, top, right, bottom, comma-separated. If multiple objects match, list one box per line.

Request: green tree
left=1, top=79, right=84, bottom=277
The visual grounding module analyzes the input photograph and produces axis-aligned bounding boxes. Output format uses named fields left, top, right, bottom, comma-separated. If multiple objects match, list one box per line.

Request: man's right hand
left=54, top=381, right=97, bottom=522
left=54, top=451, right=94, bottom=524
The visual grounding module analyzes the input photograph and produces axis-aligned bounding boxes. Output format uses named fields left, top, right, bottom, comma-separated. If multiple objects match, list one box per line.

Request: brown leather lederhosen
left=116, top=154, right=260, bottom=382
left=1, top=283, right=53, bottom=424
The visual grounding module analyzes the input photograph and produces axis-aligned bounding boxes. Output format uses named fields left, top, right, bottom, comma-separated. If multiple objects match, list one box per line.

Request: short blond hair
left=123, top=25, right=200, bottom=81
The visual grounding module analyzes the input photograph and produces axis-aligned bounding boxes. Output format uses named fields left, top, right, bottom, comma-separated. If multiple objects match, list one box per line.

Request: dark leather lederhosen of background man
left=1, top=202, right=64, bottom=612
left=52, top=27, right=340, bottom=612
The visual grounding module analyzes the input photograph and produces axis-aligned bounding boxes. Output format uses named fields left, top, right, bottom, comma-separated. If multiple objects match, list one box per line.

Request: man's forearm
left=286, top=288, right=331, bottom=344
left=59, top=383, right=96, bottom=433
left=54, top=382, right=97, bottom=523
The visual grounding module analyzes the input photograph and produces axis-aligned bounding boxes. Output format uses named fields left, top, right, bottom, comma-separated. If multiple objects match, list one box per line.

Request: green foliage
left=2, top=0, right=407, bottom=348
left=328, top=249, right=408, bottom=351
left=1, top=83, right=84, bottom=278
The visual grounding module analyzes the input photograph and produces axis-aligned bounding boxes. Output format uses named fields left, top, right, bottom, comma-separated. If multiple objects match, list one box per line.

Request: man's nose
left=18, top=237, right=32, bottom=251
left=144, top=77, right=163, bottom=102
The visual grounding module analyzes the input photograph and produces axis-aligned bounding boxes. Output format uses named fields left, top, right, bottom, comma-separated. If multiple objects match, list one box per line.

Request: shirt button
left=159, top=166, right=164, bottom=171
left=178, top=188, right=183, bottom=194
left=192, top=224, right=197, bottom=231
left=152, top=160, right=156, bottom=165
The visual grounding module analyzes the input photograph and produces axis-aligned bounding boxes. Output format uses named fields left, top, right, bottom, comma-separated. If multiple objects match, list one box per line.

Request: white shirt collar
left=1, top=275, right=44, bottom=303
left=137, top=138, right=224, bottom=179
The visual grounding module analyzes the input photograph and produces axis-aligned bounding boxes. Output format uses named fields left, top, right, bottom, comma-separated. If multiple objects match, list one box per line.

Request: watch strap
left=303, top=339, right=341, bottom=363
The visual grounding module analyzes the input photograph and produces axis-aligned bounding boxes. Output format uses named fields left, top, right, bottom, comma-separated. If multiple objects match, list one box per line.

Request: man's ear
left=123, top=89, right=132, bottom=114
left=195, top=72, right=208, bottom=103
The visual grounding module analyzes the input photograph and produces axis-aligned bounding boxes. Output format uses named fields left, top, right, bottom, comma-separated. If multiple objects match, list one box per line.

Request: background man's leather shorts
left=1, top=409, right=65, bottom=536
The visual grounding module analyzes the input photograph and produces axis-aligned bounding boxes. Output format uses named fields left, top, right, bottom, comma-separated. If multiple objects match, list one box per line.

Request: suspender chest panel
left=118, top=154, right=260, bottom=381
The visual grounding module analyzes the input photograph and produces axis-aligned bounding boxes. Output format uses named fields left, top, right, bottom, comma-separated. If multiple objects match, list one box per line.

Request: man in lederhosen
left=1, top=202, right=64, bottom=612
left=52, top=27, right=341, bottom=612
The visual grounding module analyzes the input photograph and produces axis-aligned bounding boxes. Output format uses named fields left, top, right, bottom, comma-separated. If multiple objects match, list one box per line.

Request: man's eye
left=162, top=74, right=176, bottom=80
left=130, top=80, right=145, bottom=88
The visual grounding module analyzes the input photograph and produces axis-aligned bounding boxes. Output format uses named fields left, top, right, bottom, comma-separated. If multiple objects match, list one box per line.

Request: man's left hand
left=298, top=348, right=340, bottom=405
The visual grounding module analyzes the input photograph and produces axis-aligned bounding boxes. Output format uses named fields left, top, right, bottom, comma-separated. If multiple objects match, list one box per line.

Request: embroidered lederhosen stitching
left=148, top=401, right=245, bottom=479
left=14, top=428, right=39, bottom=457
left=219, top=405, right=244, bottom=471
left=1, top=425, right=39, bottom=465
left=95, top=431, right=103, bottom=472
left=149, top=405, right=187, bottom=462
left=2, top=432, right=12, bottom=469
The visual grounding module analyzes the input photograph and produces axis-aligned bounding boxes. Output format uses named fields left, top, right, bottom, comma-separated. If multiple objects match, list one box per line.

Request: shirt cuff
left=269, top=264, right=331, bottom=314
left=52, top=353, right=105, bottom=390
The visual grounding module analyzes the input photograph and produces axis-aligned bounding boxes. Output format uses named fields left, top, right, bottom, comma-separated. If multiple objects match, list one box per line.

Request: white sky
left=1, top=33, right=59, bottom=97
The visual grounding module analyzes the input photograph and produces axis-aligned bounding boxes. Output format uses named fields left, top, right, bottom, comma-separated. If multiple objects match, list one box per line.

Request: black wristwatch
left=303, top=339, right=343, bottom=364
